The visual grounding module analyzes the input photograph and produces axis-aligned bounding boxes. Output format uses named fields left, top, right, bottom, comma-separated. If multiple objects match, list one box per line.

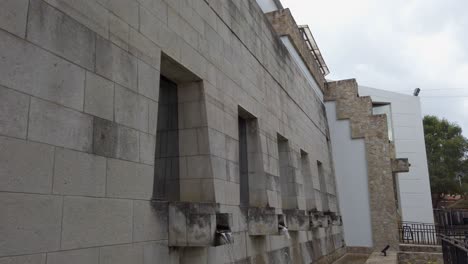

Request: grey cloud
left=282, top=0, right=468, bottom=136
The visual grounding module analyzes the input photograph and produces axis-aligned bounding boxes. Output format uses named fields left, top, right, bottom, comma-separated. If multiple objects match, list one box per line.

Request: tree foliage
left=423, top=115, right=468, bottom=208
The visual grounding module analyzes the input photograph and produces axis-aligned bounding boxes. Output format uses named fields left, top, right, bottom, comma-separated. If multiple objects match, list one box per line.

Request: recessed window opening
left=239, top=115, right=249, bottom=206
left=153, top=53, right=205, bottom=202
left=317, top=161, right=329, bottom=212
left=277, top=134, right=295, bottom=209
left=300, top=150, right=316, bottom=211
left=238, top=106, right=262, bottom=207
left=154, top=76, right=180, bottom=201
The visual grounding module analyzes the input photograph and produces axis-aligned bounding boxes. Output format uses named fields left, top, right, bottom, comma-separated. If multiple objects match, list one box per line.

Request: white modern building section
left=358, top=86, right=434, bottom=224
left=325, top=102, right=373, bottom=248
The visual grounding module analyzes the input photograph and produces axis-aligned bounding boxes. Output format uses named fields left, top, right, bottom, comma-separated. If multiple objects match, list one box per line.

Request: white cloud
left=281, top=0, right=468, bottom=136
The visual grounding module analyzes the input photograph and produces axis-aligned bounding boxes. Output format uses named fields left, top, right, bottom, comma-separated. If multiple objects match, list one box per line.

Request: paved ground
left=365, top=251, right=397, bottom=264
left=333, top=253, right=370, bottom=264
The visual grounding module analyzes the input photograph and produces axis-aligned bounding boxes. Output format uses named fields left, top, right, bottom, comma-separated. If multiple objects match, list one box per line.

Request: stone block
left=43, top=0, right=109, bottom=38
left=27, top=0, right=96, bottom=70
left=53, top=147, right=106, bottom=196
left=109, top=13, right=129, bottom=50
left=100, top=244, right=143, bottom=264
left=168, top=202, right=227, bottom=247
left=47, top=248, right=99, bottom=264
left=391, top=158, right=410, bottom=173
left=0, top=0, right=28, bottom=37
left=0, top=254, right=46, bottom=264
left=283, top=209, right=310, bottom=231
left=93, top=117, right=140, bottom=162
left=138, top=60, right=160, bottom=101
left=148, top=100, right=158, bottom=135
left=137, top=6, right=165, bottom=59
left=139, top=132, right=156, bottom=165
left=106, top=158, right=154, bottom=199
left=115, top=85, right=149, bottom=132
left=247, top=207, right=278, bottom=236
left=0, top=86, right=29, bottom=138
left=0, top=193, right=62, bottom=256
left=180, top=179, right=216, bottom=202
left=187, top=214, right=215, bottom=246
left=129, top=27, right=162, bottom=69
left=133, top=200, right=168, bottom=242
left=186, top=155, right=212, bottom=179
left=84, top=72, right=114, bottom=121
left=224, top=181, right=240, bottom=205
left=28, top=98, right=93, bottom=152
left=211, top=156, right=227, bottom=181
left=208, top=129, right=225, bottom=158
left=96, top=36, right=137, bottom=91
left=0, top=29, right=85, bottom=111
left=179, top=128, right=199, bottom=156
left=196, top=127, right=210, bottom=155
left=96, top=0, right=139, bottom=28
left=61, top=196, right=133, bottom=249
left=205, top=101, right=224, bottom=133
left=225, top=136, right=239, bottom=162
left=143, top=242, right=180, bottom=264
left=179, top=101, right=207, bottom=129
left=0, top=136, right=54, bottom=193
left=137, top=0, right=168, bottom=25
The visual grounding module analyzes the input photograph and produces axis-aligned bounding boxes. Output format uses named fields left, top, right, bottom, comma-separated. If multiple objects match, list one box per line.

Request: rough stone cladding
left=265, top=8, right=326, bottom=92
left=0, top=0, right=344, bottom=263
left=324, top=79, right=400, bottom=251
left=398, top=252, right=443, bottom=264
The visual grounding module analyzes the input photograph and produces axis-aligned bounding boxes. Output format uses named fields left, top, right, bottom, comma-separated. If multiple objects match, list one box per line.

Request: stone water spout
left=216, top=230, right=234, bottom=245
left=278, top=224, right=291, bottom=239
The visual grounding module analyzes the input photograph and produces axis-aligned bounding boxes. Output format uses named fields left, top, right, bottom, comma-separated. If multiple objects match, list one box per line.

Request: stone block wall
left=0, top=0, right=343, bottom=263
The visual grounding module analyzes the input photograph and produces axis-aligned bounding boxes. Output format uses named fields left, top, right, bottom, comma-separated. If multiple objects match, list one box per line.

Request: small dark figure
left=381, top=245, right=390, bottom=256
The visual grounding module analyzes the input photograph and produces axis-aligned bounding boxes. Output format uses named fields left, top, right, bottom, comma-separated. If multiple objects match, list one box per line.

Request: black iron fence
left=399, top=221, right=468, bottom=245
left=399, top=221, right=440, bottom=245
left=441, top=234, right=468, bottom=264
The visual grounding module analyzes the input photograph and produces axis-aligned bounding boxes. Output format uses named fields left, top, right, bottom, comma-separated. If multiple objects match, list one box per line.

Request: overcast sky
left=281, top=0, right=468, bottom=136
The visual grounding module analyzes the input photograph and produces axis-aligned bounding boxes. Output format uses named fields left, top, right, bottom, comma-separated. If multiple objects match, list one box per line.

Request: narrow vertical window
left=317, top=161, right=329, bottom=212
left=277, top=135, right=292, bottom=209
left=239, top=116, right=249, bottom=206
left=301, top=150, right=316, bottom=210
left=154, top=76, right=179, bottom=201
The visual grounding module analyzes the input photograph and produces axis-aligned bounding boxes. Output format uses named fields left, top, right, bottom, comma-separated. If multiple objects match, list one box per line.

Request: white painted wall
left=326, top=102, right=373, bottom=248
left=359, top=86, right=434, bottom=224
left=256, top=0, right=280, bottom=13
left=280, top=36, right=323, bottom=101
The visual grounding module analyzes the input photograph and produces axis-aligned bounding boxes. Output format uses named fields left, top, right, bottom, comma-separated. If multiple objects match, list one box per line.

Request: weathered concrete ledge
left=168, top=202, right=233, bottom=247
left=283, top=209, right=310, bottom=231
left=248, top=207, right=279, bottom=236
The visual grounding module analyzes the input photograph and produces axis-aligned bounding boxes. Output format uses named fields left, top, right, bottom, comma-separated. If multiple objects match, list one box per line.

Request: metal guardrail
left=399, top=221, right=468, bottom=245
left=440, top=234, right=468, bottom=264
left=399, top=221, right=441, bottom=245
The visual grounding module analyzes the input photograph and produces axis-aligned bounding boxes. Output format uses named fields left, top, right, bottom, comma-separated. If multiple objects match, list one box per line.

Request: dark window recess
left=239, top=116, right=249, bottom=206
left=153, top=76, right=180, bottom=201
left=317, top=161, right=329, bottom=212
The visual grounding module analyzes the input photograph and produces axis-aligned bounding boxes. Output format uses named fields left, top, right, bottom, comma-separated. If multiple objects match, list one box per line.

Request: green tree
left=423, top=115, right=468, bottom=208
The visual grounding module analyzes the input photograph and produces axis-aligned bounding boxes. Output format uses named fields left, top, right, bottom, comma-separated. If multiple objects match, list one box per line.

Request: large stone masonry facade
left=0, top=0, right=345, bottom=263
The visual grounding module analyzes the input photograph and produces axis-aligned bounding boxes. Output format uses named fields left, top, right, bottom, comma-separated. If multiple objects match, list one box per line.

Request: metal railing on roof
left=298, top=25, right=330, bottom=76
